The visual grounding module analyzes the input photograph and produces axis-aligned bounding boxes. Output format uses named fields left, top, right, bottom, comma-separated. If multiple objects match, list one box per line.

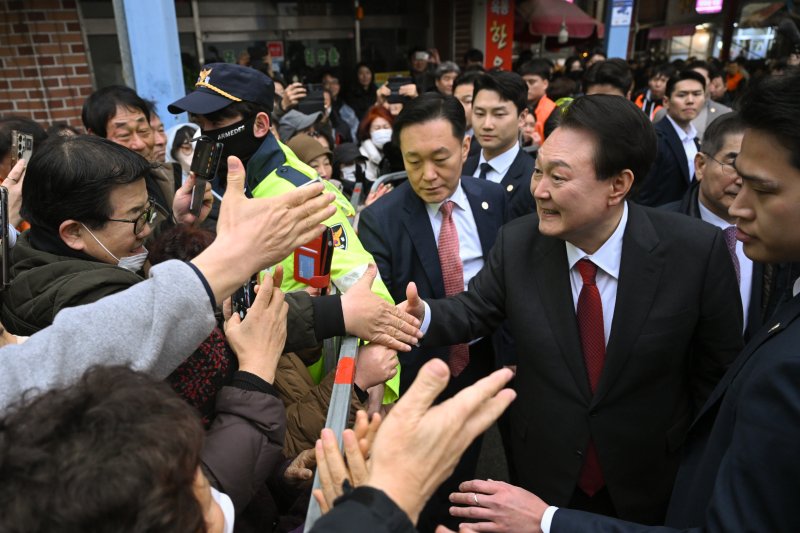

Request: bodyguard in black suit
left=414, top=96, right=742, bottom=525
left=447, top=68, right=800, bottom=533
left=359, top=93, right=508, bottom=532
left=662, top=113, right=795, bottom=341
left=463, top=71, right=536, bottom=220
left=635, top=71, right=706, bottom=207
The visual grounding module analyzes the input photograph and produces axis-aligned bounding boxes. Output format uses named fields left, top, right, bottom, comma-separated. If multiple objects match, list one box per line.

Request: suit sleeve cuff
left=541, top=506, right=559, bottom=533
left=312, top=294, right=346, bottom=340
left=420, top=300, right=432, bottom=335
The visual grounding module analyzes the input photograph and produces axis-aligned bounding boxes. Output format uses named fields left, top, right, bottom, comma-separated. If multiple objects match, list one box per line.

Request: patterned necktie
left=575, top=258, right=605, bottom=496
left=438, top=201, right=469, bottom=376
left=477, top=162, right=492, bottom=181
left=723, top=226, right=741, bottom=284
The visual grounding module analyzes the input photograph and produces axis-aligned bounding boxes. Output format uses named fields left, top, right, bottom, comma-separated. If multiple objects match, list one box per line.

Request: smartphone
left=0, top=186, right=9, bottom=289
left=231, top=275, right=258, bottom=320
left=294, top=226, right=334, bottom=293
left=387, top=76, right=414, bottom=104
left=189, top=136, right=223, bottom=216
left=9, top=130, right=34, bottom=169
left=297, top=83, right=325, bottom=115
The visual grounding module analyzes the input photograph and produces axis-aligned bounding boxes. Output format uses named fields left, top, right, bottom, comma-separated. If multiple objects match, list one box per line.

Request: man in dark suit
left=663, top=113, right=795, bottom=341
left=463, top=71, right=536, bottom=220
left=400, top=95, right=742, bottom=524
left=443, top=71, right=800, bottom=533
left=453, top=71, right=483, bottom=160
left=359, top=93, right=507, bottom=532
left=635, top=70, right=706, bottom=207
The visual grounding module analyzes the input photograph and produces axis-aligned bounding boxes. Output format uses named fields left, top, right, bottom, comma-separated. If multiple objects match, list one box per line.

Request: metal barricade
left=303, top=335, right=360, bottom=531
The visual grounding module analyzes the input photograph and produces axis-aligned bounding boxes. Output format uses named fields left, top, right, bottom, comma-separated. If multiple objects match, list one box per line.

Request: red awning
left=647, top=24, right=696, bottom=40
left=517, top=0, right=605, bottom=39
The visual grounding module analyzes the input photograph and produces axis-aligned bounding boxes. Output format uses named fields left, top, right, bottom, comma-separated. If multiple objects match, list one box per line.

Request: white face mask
left=340, top=164, right=357, bottom=182
left=210, top=487, right=235, bottom=533
left=370, top=128, right=392, bottom=149
left=177, top=150, right=193, bottom=175
left=81, top=223, right=149, bottom=272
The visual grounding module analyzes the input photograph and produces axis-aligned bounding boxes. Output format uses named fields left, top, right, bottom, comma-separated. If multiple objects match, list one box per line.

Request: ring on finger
left=473, top=492, right=480, bottom=506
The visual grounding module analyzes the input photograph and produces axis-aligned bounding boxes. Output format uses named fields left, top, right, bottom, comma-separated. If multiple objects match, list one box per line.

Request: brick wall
left=0, top=0, right=94, bottom=129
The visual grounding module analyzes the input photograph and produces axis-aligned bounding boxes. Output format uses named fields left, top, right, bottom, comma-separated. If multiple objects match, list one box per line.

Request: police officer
left=169, top=63, right=400, bottom=402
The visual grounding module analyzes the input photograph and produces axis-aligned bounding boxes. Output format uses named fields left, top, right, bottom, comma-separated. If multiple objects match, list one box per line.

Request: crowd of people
left=1, top=38, right=800, bottom=533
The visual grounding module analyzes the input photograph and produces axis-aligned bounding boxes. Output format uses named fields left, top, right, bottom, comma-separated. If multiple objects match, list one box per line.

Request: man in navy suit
left=635, top=70, right=706, bottom=207
left=462, top=71, right=536, bottom=219
left=444, top=71, right=800, bottom=533
left=358, top=93, right=508, bottom=532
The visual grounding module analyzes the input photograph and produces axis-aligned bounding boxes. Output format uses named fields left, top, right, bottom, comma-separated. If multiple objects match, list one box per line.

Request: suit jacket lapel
left=594, top=205, right=665, bottom=405
left=660, top=120, right=690, bottom=183
left=534, top=237, right=593, bottom=402
left=462, top=178, right=496, bottom=257
left=500, top=149, right=526, bottom=196
left=401, top=188, right=445, bottom=297
left=692, top=293, right=800, bottom=426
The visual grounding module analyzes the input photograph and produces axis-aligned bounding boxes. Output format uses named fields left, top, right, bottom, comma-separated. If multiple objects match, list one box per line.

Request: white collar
left=565, top=202, right=629, bottom=280
left=698, top=201, right=734, bottom=230
left=666, top=114, right=698, bottom=143
left=425, top=180, right=468, bottom=217
left=478, top=142, right=520, bottom=176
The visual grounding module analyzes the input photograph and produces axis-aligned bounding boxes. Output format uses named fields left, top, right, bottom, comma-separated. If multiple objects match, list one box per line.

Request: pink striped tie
left=438, top=201, right=470, bottom=376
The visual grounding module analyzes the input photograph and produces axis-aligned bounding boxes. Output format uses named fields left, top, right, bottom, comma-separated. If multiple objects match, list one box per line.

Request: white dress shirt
left=564, top=202, right=629, bottom=345
left=425, top=181, right=484, bottom=291
left=666, top=114, right=699, bottom=181
left=473, top=142, right=520, bottom=185
left=698, top=202, right=752, bottom=331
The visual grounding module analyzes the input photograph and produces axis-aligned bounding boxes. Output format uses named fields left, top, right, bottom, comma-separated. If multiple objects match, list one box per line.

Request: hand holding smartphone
left=189, top=136, right=223, bottom=216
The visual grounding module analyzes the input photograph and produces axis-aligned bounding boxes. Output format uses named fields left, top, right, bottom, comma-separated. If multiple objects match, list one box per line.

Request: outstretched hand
left=341, top=264, right=422, bottom=351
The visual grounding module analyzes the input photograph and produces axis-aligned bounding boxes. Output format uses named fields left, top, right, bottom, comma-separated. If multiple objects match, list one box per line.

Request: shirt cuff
left=541, top=506, right=559, bottom=533
left=7, top=225, right=18, bottom=248
left=185, top=261, right=216, bottom=310
left=420, top=300, right=432, bottom=335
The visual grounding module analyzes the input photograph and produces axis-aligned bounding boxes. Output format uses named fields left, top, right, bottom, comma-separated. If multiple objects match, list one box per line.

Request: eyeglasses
left=702, top=153, right=739, bottom=177
left=107, top=198, right=157, bottom=235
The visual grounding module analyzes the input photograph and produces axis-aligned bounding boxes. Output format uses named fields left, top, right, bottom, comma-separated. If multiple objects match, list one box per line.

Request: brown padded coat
left=275, top=350, right=366, bottom=457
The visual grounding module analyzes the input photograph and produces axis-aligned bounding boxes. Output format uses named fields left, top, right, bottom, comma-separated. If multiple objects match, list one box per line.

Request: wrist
left=237, top=359, right=277, bottom=384
left=365, top=471, right=424, bottom=525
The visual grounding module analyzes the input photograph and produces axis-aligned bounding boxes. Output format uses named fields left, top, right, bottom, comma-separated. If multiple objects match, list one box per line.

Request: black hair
left=518, top=59, right=552, bottom=81
left=582, top=58, right=633, bottom=96
left=739, top=71, right=800, bottom=171
left=559, top=94, right=657, bottom=193
left=46, top=122, right=81, bottom=137
left=473, top=71, right=528, bottom=115
left=665, top=70, right=706, bottom=97
left=169, top=125, right=197, bottom=161
left=0, top=366, right=205, bottom=533
left=688, top=60, right=710, bottom=75
left=650, top=63, right=677, bottom=80
left=700, top=113, right=744, bottom=158
left=22, top=135, right=153, bottom=230
left=453, top=70, right=484, bottom=92
left=547, top=74, right=580, bottom=101
left=81, top=85, right=151, bottom=138
left=0, top=116, right=48, bottom=160
left=464, top=48, right=484, bottom=64
left=392, top=92, right=466, bottom=147
left=564, top=55, right=584, bottom=72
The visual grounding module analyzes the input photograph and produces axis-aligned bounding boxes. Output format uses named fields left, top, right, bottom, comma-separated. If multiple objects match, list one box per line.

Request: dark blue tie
left=478, top=162, right=491, bottom=180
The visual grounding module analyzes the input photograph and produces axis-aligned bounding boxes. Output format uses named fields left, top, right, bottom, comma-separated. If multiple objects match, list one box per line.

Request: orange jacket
left=534, top=95, right=557, bottom=141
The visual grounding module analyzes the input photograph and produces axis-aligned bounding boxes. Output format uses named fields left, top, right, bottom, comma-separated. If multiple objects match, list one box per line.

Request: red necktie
left=438, top=201, right=470, bottom=376
left=576, top=259, right=605, bottom=496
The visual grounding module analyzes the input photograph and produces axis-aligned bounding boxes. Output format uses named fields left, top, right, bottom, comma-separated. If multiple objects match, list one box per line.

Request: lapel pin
left=506, top=184, right=514, bottom=192
left=481, top=201, right=489, bottom=210
left=768, top=323, right=781, bottom=334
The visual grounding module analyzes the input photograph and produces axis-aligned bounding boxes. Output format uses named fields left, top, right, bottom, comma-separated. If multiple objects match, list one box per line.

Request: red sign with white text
left=268, top=41, right=284, bottom=59
left=485, top=0, right=515, bottom=70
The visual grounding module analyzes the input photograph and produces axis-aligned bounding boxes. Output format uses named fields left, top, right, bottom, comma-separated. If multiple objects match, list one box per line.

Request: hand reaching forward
left=365, top=360, right=516, bottom=524
left=341, top=264, right=422, bottom=351
left=444, top=479, right=548, bottom=533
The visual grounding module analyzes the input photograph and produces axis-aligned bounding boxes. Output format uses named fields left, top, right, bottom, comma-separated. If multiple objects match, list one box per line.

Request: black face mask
left=203, top=116, right=263, bottom=183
